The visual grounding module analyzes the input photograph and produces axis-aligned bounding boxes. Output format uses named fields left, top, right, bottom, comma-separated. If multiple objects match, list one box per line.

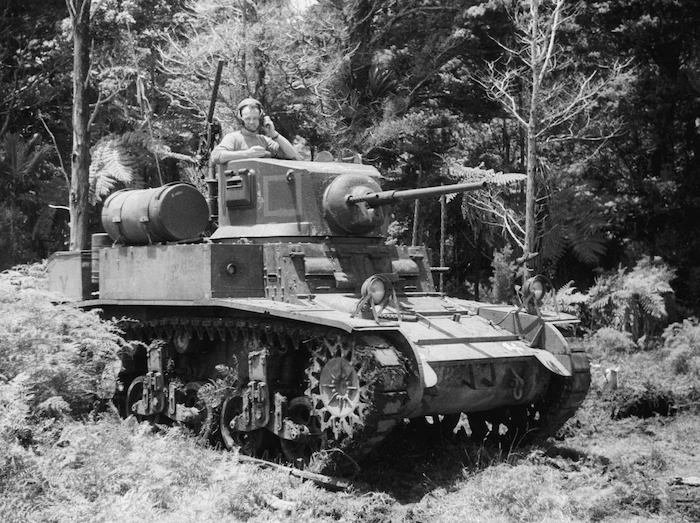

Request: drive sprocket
left=306, top=333, right=374, bottom=440
left=304, top=332, right=409, bottom=470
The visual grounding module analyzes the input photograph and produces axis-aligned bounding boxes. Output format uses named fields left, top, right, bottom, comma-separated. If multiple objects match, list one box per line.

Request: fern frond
left=570, top=235, right=607, bottom=265
left=541, top=224, right=568, bottom=264
left=1, top=133, right=52, bottom=182
left=0, top=373, right=33, bottom=437
left=448, top=163, right=526, bottom=186
left=613, top=303, right=630, bottom=330
left=637, top=292, right=667, bottom=319
left=490, top=172, right=527, bottom=186
left=590, top=295, right=612, bottom=311
left=36, top=396, right=71, bottom=418
left=557, top=280, right=575, bottom=295
left=89, top=133, right=157, bottom=204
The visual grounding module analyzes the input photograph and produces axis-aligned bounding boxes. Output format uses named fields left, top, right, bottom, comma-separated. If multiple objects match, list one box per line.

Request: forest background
left=1, top=0, right=700, bottom=325
left=2, top=1, right=700, bottom=521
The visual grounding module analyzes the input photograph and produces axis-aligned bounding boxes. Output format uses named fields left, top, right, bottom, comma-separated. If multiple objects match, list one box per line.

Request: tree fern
left=540, top=185, right=609, bottom=266
left=583, top=256, right=676, bottom=340
left=554, top=280, right=588, bottom=314
left=0, top=133, right=52, bottom=187
left=90, top=135, right=141, bottom=204
left=89, top=130, right=192, bottom=204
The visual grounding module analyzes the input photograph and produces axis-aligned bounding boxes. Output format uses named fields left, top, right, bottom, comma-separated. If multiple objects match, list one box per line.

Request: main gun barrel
left=346, top=180, right=488, bottom=207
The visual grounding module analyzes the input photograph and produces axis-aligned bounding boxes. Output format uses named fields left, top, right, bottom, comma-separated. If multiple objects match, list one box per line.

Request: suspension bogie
left=111, top=314, right=414, bottom=469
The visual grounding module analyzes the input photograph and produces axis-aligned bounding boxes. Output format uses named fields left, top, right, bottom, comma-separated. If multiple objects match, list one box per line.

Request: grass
left=2, top=264, right=699, bottom=522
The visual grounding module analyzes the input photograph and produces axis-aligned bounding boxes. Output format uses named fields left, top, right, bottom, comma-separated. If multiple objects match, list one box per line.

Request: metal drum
left=101, top=183, right=209, bottom=244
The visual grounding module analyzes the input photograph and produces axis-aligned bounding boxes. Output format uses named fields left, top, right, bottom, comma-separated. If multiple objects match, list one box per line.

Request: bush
left=583, top=256, right=676, bottom=340
left=662, top=317, right=700, bottom=376
left=0, top=263, right=125, bottom=419
left=590, top=327, right=637, bottom=354
left=489, top=244, right=520, bottom=304
left=611, top=383, right=676, bottom=419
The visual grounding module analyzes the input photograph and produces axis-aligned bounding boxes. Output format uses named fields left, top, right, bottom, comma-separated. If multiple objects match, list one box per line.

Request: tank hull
left=47, top=157, right=591, bottom=472
left=88, top=291, right=583, bottom=423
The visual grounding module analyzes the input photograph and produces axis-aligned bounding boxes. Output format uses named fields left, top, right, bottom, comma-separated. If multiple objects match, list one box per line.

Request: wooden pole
left=440, top=185, right=446, bottom=293
left=411, top=165, right=422, bottom=246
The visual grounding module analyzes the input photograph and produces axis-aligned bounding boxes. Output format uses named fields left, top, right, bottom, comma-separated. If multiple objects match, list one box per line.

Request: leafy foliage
left=89, top=130, right=192, bottom=204
left=661, top=317, right=700, bottom=377
left=0, top=264, right=125, bottom=417
left=590, top=327, right=637, bottom=354
left=584, top=256, right=676, bottom=340
left=488, top=244, right=519, bottom=304
left=0, top=133, right=66, bottom=269
left=553, top=280, right=589, bottom=315
left=541, top=184, right=609, bottom=267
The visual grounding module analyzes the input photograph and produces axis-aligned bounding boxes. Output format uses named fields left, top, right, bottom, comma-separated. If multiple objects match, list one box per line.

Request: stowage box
left=99, top=243, right=264, bottom=300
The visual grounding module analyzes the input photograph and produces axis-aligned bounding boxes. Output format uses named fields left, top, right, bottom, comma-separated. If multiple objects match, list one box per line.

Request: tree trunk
left=439, top=191, right=446, bottom=293
left=68, top=0, right=91, bottom=251
left=524, top=0, right=542, bottom=271
left=345, top=0, right=374, bottom=91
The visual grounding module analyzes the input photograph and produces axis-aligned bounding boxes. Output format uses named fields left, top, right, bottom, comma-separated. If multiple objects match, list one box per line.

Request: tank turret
left=210, top=159, right=487, bottom=241
left=324, top=173, right=487, bottom=235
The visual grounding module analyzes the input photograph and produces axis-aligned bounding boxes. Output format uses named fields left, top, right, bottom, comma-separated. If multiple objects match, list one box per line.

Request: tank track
left=467, top=340, right=591, bottom=445
left=534, top=340, right=591, bottom=438
left=116, top=315, right=411, bottom=473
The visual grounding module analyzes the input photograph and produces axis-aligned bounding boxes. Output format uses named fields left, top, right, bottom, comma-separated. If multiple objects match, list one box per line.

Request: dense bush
left=0, top=263, right=125, bottom=421
left=0, top=263, right=126, bottom=517
left=661, top=317, right=700, bottom=377
left=589, top=327, right=637, bottom=355
left=572, top=256, right=677, bottom=339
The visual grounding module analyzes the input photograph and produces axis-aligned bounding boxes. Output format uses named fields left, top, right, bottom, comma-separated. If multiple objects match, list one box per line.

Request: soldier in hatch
left=210, top=98, right=298, bottom=163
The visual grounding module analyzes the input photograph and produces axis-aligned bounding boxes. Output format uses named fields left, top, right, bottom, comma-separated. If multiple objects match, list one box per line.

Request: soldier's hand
left=249, top=145, right=271, bottom=158
left=262, top=116, right=277, bottom=137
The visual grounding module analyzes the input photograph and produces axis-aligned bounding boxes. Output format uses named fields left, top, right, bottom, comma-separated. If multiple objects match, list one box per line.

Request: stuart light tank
left=47, top=158, right=590, bottom=470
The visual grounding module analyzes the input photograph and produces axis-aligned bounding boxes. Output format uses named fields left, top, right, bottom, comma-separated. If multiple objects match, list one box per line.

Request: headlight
left=521, top=275, right=552, bottom=311
left=368, top=278, right=386, bottom=303
left=352, top=274, right=397, bottom=321
left=531, top=279, right=545, bottom=301
left=360, top=275, right=391, bottom=306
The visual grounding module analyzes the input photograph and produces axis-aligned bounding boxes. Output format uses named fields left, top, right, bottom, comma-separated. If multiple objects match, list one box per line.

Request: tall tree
left=476, top=0, right=625, bottom=270
left=66, top=0, right=91, bottom=251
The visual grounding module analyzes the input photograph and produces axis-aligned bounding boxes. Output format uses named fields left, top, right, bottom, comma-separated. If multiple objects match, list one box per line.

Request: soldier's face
left=241, top=106, right=261, bottom=133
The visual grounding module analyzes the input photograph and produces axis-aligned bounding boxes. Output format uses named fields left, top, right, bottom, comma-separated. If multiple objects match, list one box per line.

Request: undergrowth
left=1, top=262, right=698, bottom=522
left=0, top=263, right=125, bottom=417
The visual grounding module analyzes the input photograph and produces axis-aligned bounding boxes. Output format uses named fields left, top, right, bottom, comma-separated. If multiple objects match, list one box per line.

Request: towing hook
left=510, top=370, right=525, bottom=401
